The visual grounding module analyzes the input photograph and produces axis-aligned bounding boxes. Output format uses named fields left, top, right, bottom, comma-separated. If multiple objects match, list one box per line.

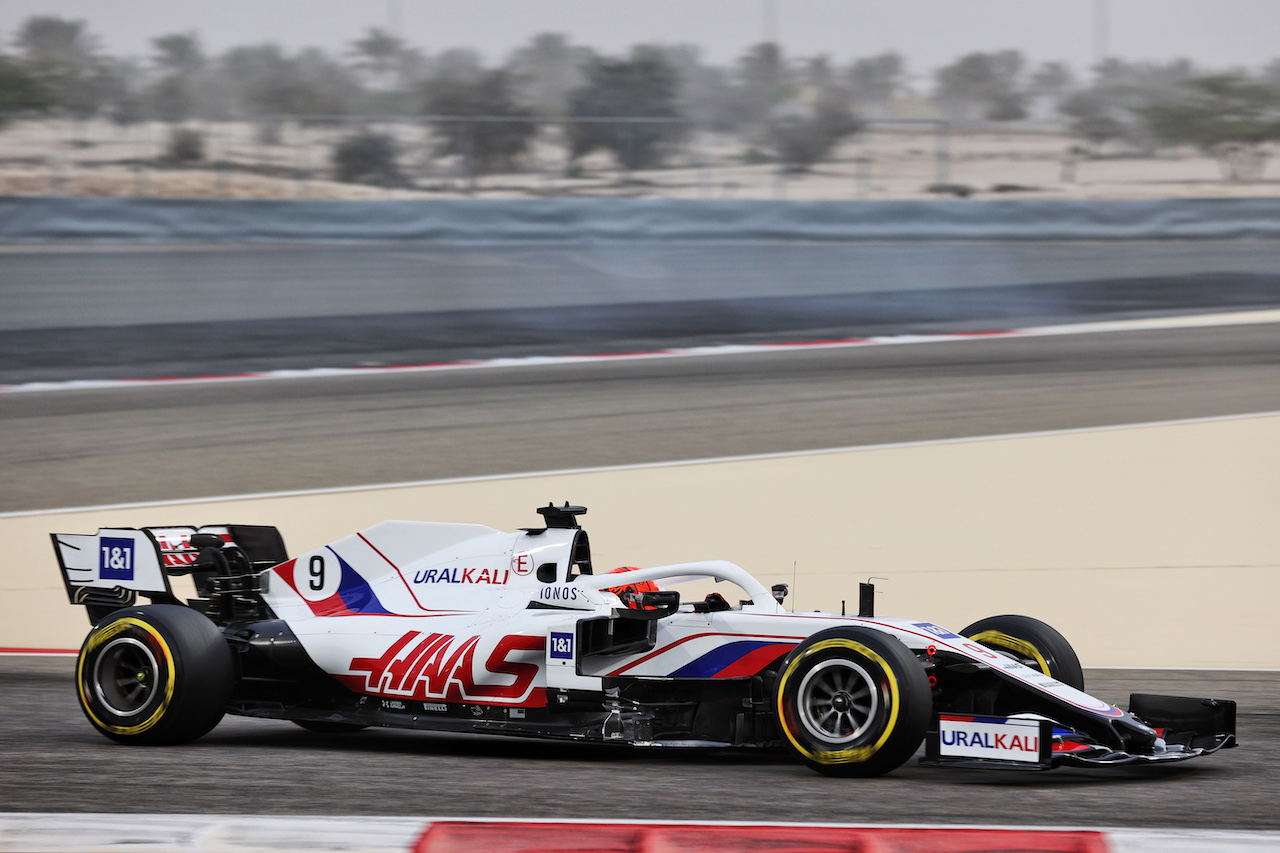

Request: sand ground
left=5, top=413, right=1276, bottom=667
left=1, top=119, right=1277, bottom=200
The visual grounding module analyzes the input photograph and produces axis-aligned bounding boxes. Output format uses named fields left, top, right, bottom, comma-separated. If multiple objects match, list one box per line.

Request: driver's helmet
left=604, top=566, right=659, bottom=610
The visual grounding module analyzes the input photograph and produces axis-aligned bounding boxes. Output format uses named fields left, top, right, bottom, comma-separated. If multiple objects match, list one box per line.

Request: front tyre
left=774, top=627, right=930, bottom=777
left=77, top=605, right=235, bottom=745
left=961, top=614, right=1084, bottom=690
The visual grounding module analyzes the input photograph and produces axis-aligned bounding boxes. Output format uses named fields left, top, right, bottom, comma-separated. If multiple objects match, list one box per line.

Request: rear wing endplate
left=51, top=524, right=288, bottom=620
left=51, top=528, right=173, bottom=612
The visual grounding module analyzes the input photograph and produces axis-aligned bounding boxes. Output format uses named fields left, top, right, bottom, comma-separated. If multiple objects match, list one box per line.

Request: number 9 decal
left=308, top=555, right=325, bottom=590
left=293, top=549, right=342, bottom=602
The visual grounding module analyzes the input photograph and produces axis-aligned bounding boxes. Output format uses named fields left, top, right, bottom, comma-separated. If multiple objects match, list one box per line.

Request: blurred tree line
left=4, top=14, right=1280, bottom=182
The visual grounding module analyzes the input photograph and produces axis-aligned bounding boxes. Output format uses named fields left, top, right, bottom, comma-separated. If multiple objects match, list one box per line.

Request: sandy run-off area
left=4, top=412, right=1276, bottom=668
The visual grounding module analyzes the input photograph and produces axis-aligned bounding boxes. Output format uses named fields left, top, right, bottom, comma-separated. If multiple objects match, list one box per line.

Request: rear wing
left=52, top=524, right=288, bottom=623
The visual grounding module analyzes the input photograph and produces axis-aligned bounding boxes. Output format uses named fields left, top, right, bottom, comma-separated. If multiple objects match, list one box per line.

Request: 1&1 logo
left=99, top=537, right=136, bottom=581
left=549, top=632, right=574, bottom=660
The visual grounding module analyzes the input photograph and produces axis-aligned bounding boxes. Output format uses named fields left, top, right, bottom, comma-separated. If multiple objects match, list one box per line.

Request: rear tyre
left=961, top=614, right=1084, bottom=690
left=774, top=627, right=931, bottom=777
left=77, top=604, right=235, bottom=745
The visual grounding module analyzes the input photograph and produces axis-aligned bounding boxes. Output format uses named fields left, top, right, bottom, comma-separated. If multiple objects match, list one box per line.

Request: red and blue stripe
left=275, top=549, right=393, bottom=617
left=667, top=640, right=794, bottom=678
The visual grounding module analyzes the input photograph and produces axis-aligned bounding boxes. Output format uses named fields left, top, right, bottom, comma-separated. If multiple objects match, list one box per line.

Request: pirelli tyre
left=774, top=627, right=931, bottom=777
left=961, top=614, right=1085, bottom=691
left=76, top=605, right=235, bottom=745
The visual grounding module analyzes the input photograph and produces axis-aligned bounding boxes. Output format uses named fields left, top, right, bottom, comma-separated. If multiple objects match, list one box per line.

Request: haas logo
left=347, top=632, right=544, bottom=704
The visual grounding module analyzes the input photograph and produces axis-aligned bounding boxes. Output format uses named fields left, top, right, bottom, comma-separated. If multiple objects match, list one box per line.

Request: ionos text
left=539, top=586, right=581, bottom=602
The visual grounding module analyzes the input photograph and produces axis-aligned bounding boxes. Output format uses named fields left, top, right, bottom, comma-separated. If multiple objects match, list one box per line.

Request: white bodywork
left=55, top=513, right=1235, bottom=768
left=240, top=519, right=1123, bottom=720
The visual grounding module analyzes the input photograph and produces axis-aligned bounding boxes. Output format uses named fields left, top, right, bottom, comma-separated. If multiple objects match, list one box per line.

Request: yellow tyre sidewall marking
left=775, top=638, right=900, bottom=766
left=77, top=617, right=177, bottom=736
left=969, top=630, right=1051, bottom=677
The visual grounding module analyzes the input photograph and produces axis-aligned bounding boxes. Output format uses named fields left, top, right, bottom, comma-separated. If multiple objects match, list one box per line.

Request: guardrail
left=4, top=196, right=1280, bottom=243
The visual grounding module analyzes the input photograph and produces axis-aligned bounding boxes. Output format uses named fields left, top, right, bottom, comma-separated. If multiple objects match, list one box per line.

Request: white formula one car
left=53, top=503, right=1235, bottom=776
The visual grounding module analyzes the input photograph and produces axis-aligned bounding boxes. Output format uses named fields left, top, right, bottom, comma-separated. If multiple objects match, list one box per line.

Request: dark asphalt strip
left=1, top=323, right=1277, bottom=512
left=2, top=272, right=1279, bottom=384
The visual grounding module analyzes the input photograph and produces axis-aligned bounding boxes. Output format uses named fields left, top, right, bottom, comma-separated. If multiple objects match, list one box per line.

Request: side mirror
left=617, top=590, right=681, bottom=620
left=638, top=590, right=680, bottom=615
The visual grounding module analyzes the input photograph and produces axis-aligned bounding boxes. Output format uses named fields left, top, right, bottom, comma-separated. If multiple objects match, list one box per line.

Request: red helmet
left=605, top=566, right=660, bottom=609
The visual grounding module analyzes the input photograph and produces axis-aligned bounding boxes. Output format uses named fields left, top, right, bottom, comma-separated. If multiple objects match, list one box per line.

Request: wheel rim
left=92, top=637, right=160, bottom=717
left=797, top=658, right=878, bottom=744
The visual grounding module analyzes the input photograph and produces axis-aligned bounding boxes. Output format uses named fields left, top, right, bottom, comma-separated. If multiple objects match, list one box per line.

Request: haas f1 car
left=53, top=504, right=1235, bottom=776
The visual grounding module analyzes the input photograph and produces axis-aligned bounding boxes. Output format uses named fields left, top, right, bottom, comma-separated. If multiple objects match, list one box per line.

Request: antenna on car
left=859, top=577, right=887, bottom=618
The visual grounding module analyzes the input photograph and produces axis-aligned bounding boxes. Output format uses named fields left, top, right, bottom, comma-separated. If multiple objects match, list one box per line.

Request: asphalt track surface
left=0, top=656, right=1276, bottom=828
left=2, top=239, right=1279, bottom=827
left=2, top=322, right=1279, bottom=512
left=6, top=240, right=1280, bottom=330
left=2, top=240, right=1280, bottom=384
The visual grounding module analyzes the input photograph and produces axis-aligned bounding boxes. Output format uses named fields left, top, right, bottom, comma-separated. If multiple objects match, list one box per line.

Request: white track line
left=0, top=814, right=430, bottom=853
left=4, top=308, right=1278, bottom=396
left=2, top=408, right=1276, bottom=520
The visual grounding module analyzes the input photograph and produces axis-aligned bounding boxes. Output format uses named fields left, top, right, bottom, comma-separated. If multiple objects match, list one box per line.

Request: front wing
left=920, top=693, right=1236, bottom=770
